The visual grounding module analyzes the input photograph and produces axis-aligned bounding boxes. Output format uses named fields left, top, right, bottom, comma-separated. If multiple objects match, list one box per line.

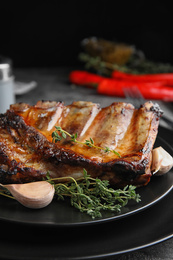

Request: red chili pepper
left=69, top=70, right=103, bottom=88
left=112, top=70, right=173, bottom=86
left=69, top=70, right=173, bottom=101
left=97, top=78, right=173, bottom=101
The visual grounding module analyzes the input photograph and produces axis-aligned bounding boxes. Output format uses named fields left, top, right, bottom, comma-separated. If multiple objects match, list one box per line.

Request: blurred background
left=1, top=0, right=173, bottom=68
left=0, top=2, right=173, bottom=259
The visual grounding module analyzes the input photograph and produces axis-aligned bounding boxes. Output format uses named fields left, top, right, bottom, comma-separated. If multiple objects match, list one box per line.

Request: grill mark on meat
left=80, top=103, right=134, bottom=148
left=0, top=101, right=162, bottom=186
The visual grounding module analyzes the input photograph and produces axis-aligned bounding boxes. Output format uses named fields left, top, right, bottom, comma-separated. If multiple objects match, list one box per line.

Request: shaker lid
left=0, top=56, right=13, bottom=81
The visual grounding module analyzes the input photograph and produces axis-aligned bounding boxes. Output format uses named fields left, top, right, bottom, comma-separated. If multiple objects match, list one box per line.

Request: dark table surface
left=0, top=67, right=172, bottom=260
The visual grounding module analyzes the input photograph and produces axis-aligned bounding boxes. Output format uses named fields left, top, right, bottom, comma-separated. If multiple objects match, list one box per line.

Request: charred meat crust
left=148, top=102, right=163, bottom=118
left=0, top=101, right=161, bottom=186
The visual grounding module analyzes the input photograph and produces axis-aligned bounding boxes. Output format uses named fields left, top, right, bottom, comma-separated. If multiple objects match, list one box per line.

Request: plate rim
left=83, top=234, right=173, bottom=260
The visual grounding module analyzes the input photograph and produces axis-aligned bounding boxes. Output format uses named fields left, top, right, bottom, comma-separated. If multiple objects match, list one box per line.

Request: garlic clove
left=3, top=181, right=55, bottom=209
left=151, top=146, right=173, bottom=176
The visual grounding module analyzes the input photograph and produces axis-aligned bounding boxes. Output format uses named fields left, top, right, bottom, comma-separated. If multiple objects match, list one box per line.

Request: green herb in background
left=79, top=52, right=173, bottom=76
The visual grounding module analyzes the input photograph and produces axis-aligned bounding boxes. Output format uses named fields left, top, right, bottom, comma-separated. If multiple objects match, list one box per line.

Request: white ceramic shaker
left=0, top=59, right=15, bottom=113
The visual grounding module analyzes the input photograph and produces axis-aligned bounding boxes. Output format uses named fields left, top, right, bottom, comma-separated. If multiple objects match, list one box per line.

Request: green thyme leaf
left=71, top=133, right=78, bottom=142
left=112, top=150, right=121, bottom=157
left=90, top=138, right=94, bottom=144
left=62, top=132, right=67, bottom=139
left=104, top=147, right=110, bottom=153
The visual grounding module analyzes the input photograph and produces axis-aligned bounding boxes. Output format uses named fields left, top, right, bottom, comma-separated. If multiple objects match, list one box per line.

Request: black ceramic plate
left=0, top=190, right=172, bottom=260
left=0, top=134, right=172, bottom=226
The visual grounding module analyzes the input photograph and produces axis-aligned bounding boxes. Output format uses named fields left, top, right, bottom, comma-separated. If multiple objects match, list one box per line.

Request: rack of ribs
left=0, top=100, right=162, bottom=187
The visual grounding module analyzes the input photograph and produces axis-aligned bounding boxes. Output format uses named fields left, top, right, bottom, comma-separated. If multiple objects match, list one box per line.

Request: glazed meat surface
left=0, top=100, right=162, bottom=187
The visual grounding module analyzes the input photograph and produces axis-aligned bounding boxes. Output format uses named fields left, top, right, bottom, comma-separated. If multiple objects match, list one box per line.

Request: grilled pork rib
left=0, top=101, right=162, bottom=186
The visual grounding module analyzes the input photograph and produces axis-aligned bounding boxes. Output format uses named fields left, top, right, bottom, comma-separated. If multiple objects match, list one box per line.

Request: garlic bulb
left=2, top=181, right=55, bottom=209
left=151, top=146, right=173, bottom=176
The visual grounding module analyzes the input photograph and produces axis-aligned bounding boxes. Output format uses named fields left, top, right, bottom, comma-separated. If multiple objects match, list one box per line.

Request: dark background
left=1, top=1, right=173, bottom=68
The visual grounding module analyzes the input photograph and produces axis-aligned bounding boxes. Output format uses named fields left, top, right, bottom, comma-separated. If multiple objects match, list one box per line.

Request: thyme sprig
left=52, top=126, right=121, bottom=157
left=79, top=52, right=173, bottom=75
left=46, top=169, right=141, bottom=219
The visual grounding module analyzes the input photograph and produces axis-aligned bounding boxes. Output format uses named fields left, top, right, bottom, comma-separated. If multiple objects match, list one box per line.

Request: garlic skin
left=151, top=146, right=173, bottom=176
left=3, top=181, right=55, bottom=209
